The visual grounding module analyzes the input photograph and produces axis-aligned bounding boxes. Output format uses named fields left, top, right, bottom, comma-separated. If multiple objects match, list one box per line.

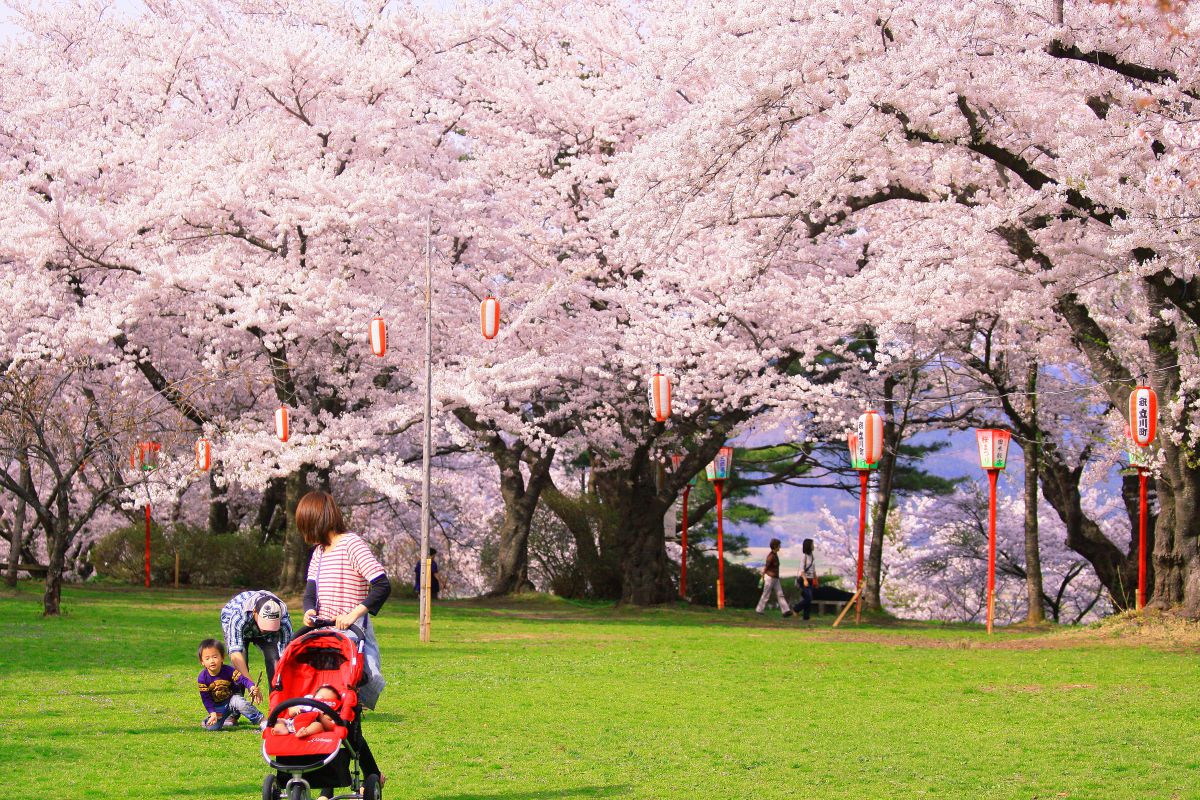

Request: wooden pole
left=833, top=586, right=863, bottom=628
left=174, top=551, right=180, bottom=589
left=419, top=214, right=433, bottom=643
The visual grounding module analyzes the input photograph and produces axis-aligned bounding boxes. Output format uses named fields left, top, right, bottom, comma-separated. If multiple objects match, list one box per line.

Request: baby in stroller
left=272, top=685, right=341, bottom=739
left=261, top=624, right=382, bottom=800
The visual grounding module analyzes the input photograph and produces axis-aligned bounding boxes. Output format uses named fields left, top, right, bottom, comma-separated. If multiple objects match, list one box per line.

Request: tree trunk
left=864, top=376, right=898, bottom=611
left=257, top=477, right=286, bottom=539
left=1140, top=279, right=1200, bottom=611
left=207, top=461, right=233, bottom=535
left=279, top=466, right=313, bottom=594
left=594, top=462, right=676, bottom=606
left=484, top=446, right=554, bottom=596
left=1023, top=364, right=1046, bottom=624
left=42, top=524, right=67, bottom=616
left=541, top=479, right=622, bottom=599
left=1039, top=448, right=1138, bottom=608
left=4, top=454, right=30, bottom=587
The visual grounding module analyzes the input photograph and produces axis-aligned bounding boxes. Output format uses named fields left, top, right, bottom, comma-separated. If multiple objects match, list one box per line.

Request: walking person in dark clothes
left=413, top=548, right=440, bottom=600
left=798, top=538, right=817, bottom=620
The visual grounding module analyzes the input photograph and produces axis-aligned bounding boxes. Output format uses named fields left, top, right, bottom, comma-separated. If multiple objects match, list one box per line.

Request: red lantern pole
left=1138, top=466, right=1148, bottom=610
left=856, top=469, right=868, bottom=621
left=986, top=468, right=998, bottom=634
left=680, top=485, right=690, bottom=599
left=715, top=480, right=725, bottom=610
left=144, top=504, right=152, bottom=588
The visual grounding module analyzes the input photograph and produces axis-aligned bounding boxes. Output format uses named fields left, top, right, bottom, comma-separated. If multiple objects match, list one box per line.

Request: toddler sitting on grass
left=197, top=638, right=265, bottom=730
left=273, top=685, right=341, bottom=739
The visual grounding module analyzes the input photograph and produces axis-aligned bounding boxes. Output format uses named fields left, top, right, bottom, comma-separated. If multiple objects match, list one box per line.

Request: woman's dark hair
left=296, top=490, right=346, bottom=547
left=802, top=538, right=814, bottom=555
left=769, top=538, right=781, bottom=550
left=197, top=638, right=226, bottom=660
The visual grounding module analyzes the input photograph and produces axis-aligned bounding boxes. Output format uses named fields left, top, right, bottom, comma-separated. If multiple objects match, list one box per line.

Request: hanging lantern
left=369, top=316, right=387, bottom=358
left=705, top=446, right=734, bottom=481
left=195, top=438, right=212, bottom=471
left=1129, top=385, right=1157, bottom=448
left=649, top=372, right=671, bottom=423
left=131, top=441, right=161, bottom=472
left=975, top=428, right=1012, bottom=470
left=275, top=406, right=290, bottom=443
left=481, top=296, right=500, bottom=340
left=855, top=410, right=884, bottom=467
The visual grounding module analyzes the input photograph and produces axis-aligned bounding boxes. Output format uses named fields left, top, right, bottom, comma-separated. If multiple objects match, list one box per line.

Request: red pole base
left=144, top=504, right=152, bottom=589
left=715, top=481, right=725, bottom=610
left=1138, top=468, right=1148, bottom=611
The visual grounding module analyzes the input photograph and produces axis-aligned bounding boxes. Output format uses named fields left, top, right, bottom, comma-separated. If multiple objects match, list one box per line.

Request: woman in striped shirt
left=297, top=491, right=391, bottom=710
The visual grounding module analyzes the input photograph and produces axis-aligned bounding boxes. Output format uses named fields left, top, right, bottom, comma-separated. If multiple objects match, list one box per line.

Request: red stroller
left=261, top=623, right=382, bottom=800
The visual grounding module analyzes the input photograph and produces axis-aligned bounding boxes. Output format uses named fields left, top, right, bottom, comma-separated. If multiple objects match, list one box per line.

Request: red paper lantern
left=975, top=429, right=1012, bottom=470
left=1129, top=385, right=1157, bottom=447
left=369, top=316, right=387, bottom=358
left=275, top=406, right=290, bottom=443
left=855, top=410, right=884, bottom=467
left=195, top=438, right=211, bottom=471
left=130, top=441, right=160, bottom=471
left=648, top=372, right=671, bottom=422
left=481, top=296, right=500, bottom=340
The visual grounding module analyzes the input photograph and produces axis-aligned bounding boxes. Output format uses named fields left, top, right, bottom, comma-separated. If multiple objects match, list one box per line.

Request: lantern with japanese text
left=481, top=296, right=500, bottom=340
left=275, top=406, right=290, bottom=443
left=855, top=410, right=884, bottom=467
left=1129, top=385, right=1157, bottom=448
left=705, top=446, right=733, bottom=481
left=195, top=438, right=211, bottom=471
left=975, top=429, right=1012, bottom=470
left=369, top=316, right=387, bottom=358
left=130, top=441, right=161, bottom=472
left=649, top=372, right=671, bottom=423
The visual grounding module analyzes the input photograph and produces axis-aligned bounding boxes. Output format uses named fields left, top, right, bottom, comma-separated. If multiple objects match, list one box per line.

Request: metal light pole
left=419, top=216, right=433, bottom=643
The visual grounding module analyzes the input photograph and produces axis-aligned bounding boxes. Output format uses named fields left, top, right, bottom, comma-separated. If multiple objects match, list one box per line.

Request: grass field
left=2, top=583, right=1199, bottom=799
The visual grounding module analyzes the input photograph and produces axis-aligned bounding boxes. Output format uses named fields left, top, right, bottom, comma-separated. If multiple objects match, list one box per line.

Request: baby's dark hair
left=315, top=684, right=343, bottom=707
left=197, top=638, right=226, bottom=660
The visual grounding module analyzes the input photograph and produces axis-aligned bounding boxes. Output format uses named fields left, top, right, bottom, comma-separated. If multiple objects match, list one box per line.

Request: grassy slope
left=1, top=583, right=1197, bottom=800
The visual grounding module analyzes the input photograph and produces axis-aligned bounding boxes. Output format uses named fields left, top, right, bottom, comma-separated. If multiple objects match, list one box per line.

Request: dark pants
left=799, top=585, right=814, bottom=620
left=253, top=640, right=282, bottom=684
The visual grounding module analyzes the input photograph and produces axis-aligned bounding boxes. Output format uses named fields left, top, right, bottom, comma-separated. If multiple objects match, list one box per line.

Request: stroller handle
left=265, top=696, right=346, bottom=729
left=298, top=618, right=366, bottom=641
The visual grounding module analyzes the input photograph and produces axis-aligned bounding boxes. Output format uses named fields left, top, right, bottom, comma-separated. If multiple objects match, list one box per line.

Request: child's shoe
left=222, top=717, right=238, bottom=728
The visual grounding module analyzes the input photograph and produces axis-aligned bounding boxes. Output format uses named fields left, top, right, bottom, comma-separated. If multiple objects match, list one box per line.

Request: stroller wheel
left=287, top=783, right=308, bottom=800
left=261, top=774, right=277, bottom=800
left=363, top=773, right=382, bottom=800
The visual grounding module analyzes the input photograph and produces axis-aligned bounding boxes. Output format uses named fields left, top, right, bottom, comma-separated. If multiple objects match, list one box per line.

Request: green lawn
left=2, top=583, right=1197, bottom=799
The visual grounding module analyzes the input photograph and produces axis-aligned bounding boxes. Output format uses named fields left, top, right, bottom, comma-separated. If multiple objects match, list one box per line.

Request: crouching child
left=197, top=638, right=265, bottom=730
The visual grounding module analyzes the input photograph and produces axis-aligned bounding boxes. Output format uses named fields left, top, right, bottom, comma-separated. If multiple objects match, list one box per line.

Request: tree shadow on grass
left=431, top=786, right=630, bottom=799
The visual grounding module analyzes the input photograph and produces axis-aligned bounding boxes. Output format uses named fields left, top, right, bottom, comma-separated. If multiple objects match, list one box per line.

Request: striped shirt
left=219, top=590, right=293, bottom=655
left=308, top=533, right=386, bottom=618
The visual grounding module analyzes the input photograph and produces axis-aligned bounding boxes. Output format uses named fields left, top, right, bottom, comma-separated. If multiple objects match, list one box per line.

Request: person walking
left=297, top=490, right=391, bottom=786
left=413, top=548, right=440, bottom=600
left=218, top=588, right=292, bottom=691
left=297, top=490, right=391, bottom=709
left=798, top=538, right=817, bottom=620
left=755, top=538, right=793, bottom=617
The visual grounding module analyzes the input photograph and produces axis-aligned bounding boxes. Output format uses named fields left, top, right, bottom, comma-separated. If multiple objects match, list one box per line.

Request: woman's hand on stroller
left=303, top=608, right=318, bottom=627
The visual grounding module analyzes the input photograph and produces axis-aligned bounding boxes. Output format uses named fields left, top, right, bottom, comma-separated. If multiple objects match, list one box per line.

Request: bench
left=0, top=563, right=49, bottom=579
